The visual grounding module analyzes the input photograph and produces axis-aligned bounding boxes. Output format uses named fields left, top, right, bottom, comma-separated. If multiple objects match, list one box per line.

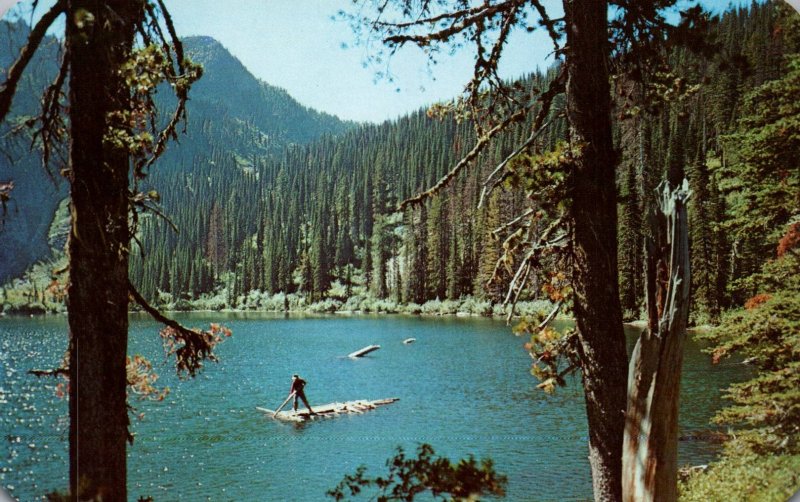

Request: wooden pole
left=273, top=391, right=296, bottom=417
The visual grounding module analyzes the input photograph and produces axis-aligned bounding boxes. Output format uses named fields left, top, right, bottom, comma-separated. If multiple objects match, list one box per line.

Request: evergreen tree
left=474, top=191, right=503, bottom=302
left=722, top=53, right=800, bottom=301
left=618, top=154, right=642, bottom=319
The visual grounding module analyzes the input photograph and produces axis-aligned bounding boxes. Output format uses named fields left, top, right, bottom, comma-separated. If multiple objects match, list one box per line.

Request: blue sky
left=163, top=0, right=560, bottom=123
left=1, top=0, right=769, bottom=123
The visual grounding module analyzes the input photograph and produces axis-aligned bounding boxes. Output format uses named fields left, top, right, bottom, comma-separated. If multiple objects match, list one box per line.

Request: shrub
left=403, top=302, right=423, bottom=315
left=326, top=280, right=349, bottom=300
left=438, top=299, right=459, bottom=315
left=156, top=290, right=173, bottom=309
left=342, top=294, right=367, bottom=312
left=680, top=452, right=800, bottom=502
left=327, top=444, right=506, bottom=501
left=307, top=298, right=342, bottom=313
left=255, top=292, right=284, bottom=311
left=491, top=302, right=511, bottom=318
left=420, top=298, right=443, bottom=315
left=372, top=298, right=400, bottom=313
left=700, top=292, right=800, bottom=453
left=457, top=297, right=492, bottom=316
left=515, top=300, right=555, bottom=318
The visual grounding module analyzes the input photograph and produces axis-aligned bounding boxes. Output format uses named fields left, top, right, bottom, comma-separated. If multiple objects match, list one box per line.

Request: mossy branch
left=0, top=0, right=66, bottom=123
left=128, top=281, right=230, bottom=378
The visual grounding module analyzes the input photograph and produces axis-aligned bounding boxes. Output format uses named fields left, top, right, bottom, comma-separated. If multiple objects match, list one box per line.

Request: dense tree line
left=130, top=70, right=562, bottom=307
left=615, top=0, right=798, bottom=324
left=131, top=1, right=796, bottom=326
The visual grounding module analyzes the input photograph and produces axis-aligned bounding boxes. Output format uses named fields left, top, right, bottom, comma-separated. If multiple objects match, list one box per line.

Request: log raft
left=257, top=397, right=399, bottom=422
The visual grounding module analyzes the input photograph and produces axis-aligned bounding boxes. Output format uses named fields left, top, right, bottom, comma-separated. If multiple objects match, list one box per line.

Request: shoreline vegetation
left=0, top=286, right=561, bottom=320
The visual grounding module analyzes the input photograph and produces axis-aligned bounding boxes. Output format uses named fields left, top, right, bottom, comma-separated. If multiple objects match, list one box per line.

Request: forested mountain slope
left=0, top=21, right=65, bottom=284
left=3, top=1, right=797, bottom=327
left=0, top=26, right=352, bottom=283
left=130, top=1, right=797, bottom=324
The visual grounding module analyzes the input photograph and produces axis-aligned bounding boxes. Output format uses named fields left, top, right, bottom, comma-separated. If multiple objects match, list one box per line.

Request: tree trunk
left=563, top=1, right=629, bottom=500
left=622, top=181, right=692, bottom=502
left=66, top=0, right=144, bottom=498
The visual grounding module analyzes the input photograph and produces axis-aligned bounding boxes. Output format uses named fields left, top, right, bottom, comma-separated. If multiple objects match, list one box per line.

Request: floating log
left=257, top=397, right=399, bottom=422
left=347, top=344, right=380, bottom=358
left=402, top=338, right=416, bottom=344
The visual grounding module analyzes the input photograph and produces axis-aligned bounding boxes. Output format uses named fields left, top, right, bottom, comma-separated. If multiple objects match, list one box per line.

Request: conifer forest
left=0, top=0, right=798, bottom=500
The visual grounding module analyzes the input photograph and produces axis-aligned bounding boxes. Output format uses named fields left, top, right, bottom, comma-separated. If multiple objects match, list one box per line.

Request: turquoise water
left=0, top=313, right=747, bottom=501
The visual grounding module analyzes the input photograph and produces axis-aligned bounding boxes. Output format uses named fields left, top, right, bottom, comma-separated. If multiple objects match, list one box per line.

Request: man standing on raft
left=289, top=374, right=315, bottom=414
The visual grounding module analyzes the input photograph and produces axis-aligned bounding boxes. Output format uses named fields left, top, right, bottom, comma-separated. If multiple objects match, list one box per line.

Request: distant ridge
left=0, top=23, right=354, bottom=282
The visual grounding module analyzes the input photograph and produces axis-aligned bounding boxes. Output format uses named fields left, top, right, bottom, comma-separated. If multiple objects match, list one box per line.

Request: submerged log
left=623, top=181, right=692, bottom=502
left=347, top=344, right=381, bottom=358
left=257, top=397, right=399, bottom=422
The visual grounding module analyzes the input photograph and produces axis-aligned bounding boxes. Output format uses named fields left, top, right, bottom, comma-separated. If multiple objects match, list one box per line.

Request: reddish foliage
left=126, top=354, right=168, bottom=403
left=541, top=271, right=570, bottom=302
left=744, top=293, right=772, bottom=310
left=160, top=323, right=231, bottom=378
left=776, top=222, right=800, bottom=258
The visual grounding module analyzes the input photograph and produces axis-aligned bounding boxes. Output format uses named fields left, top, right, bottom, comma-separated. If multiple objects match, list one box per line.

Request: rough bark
left=66, top=0, right=144, bottom=499
left=622, top=181, right=692, bottom=502
left=563, top=1, right=629, bottom=500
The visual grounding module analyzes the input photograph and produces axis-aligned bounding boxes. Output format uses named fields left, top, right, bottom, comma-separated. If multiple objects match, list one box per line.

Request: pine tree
left=426, top=196, right=448, bottom=299
left=474, top=191, right=503, bottom=302
left=688, top=145, right=717, bottom=322
left=618, top=155, right=642, bottom=319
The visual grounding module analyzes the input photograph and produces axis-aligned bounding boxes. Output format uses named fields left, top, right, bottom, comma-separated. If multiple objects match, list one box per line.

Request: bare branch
left=505, top=259, right=531, bottom=323
left=504, top=255, right=530, bottom=305
left=537, top=300, right=563, bottom=329
left=488, top=4, right=518, bottom=67
left=384, top=1, right=523, bottom=48
left=132, top=198, right=180, bottom=234
left=530, top=0, right=562, bottom=55
left=398, top=104, right=531, bottom=210
left=139, top=99, right=186, bottom=173
left=491, top=214, right=567, bottom=319
left=478, top=68, right=566, bottom=206
left=492, top=207, right=536, bottom=235
left=31, top=47, right=69, bottom=178
left=143, top=2, right=171, bottom=62
left=135, top=0, right=198, bottom=176
left=154, top=0, right=185, bottom=76
left=128, top=281, right=196, bottom=341
left=377, top=1, right=516, bottom=32
left=128, top=281, right=226, bottom=378
left=478, top=115, right=555, bottom=207
left=0, top=0, right=66, bottom=123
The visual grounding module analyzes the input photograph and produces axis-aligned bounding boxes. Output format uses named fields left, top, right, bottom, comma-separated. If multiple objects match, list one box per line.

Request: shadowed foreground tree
left=0, top=1, right=227, bottom=499
left=349, top=1, right=705, bottom=500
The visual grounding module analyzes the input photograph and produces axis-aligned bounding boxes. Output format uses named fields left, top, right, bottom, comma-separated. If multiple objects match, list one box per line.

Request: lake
left=0, top=313, right=747, bottom=501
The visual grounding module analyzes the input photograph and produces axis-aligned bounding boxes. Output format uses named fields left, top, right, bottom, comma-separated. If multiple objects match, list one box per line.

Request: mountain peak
left=183, top=35, right=219, bottom=47
left=177, top=34, right=353, bottom=147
